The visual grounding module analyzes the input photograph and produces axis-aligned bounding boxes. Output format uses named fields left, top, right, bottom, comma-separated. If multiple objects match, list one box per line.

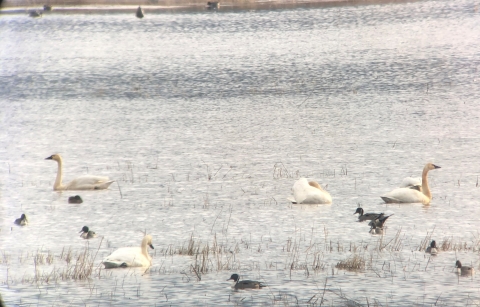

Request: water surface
left=1, top=0, right=480, bottom=305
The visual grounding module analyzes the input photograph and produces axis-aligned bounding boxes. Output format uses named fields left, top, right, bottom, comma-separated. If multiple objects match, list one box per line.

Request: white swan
left=288, top=178, right=332, bottom=204
left=399, top=176, right=423, bottom=192
left=46, top=154, right=114, bottom=191
left=381, top=163, right=441, bottom=204
left=103, top=235, right=154, bottom=268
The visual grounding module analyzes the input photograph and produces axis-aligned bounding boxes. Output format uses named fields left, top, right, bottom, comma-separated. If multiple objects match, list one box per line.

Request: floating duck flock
left=12, top=155, right=473, bottom=293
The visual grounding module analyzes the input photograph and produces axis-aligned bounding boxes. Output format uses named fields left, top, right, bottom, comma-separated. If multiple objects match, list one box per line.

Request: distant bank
left=1, top=0, right=415, bottom=13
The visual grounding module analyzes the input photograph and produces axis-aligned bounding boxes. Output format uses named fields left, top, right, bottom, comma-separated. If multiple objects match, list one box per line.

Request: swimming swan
left=289, top=178, right=332, bottom=204
left=400, top=177, right=422, bottom=192
left=381, top=163, right=441, bottom=204
left=46, top=154, right=114, bottom=191
left=79, top=226, right=97, bottom=239
left=103, top=235, right=154, bottom=268
left=227, top=274, right=266, bottom=290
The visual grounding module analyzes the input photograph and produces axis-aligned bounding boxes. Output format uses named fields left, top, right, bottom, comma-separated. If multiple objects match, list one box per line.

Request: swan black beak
left=149, top=244, right=154, bottom=249
left=433, top=164, right=441, bottom=169
left=45, top=156, right=53, bottom=160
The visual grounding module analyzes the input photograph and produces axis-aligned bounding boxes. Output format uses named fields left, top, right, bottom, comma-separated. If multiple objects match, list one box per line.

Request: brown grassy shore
left=1, top=0, right=415, bottom=14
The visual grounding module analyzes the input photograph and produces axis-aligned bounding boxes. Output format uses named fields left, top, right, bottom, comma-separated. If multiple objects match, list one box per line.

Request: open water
left=1, top=0, right=480, bottom=305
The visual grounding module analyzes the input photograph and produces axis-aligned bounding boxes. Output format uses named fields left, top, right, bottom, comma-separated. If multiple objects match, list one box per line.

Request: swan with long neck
left=289, top=178, right=332, bottom=204
left=103, top=235, right=154, bottom=268
left=46, top=154, right=114, bottom=191
left=381, top=163, right=440, bottom=204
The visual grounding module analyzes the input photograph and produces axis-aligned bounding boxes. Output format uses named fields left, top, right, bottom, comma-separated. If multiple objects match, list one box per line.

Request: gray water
left=1, top=0, right=480, bottom=305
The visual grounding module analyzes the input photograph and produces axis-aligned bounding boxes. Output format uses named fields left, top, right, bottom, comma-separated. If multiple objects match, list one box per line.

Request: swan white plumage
left=381, top=163, right=440, bottom=204
left=103, top=235, right=154, bottom=268
left=399, top=176, right=422, bottom=192
left=46, top=154, right=114, bottom=191
left=288, top=178, right=332, bottom=204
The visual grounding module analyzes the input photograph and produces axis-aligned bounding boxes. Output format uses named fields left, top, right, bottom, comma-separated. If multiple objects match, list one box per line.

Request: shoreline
left=1, top=0, right=415, bottom=14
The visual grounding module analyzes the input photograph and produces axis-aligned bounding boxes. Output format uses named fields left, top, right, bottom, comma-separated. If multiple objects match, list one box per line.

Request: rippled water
left=1, top=0, right=480, bottom=305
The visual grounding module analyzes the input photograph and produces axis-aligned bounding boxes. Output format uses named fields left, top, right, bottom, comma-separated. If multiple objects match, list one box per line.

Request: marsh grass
left=5, top=240, right=103, bottom=285
left=177, top=234, right=201, bottom=256
left=439, top=237, right=471, bottom=252
left=418, top=227, right=435, bottom=252
left=335, top=254, right=366, bottom=271
left=378, top=228, right=404, bottom=252
left=0, top=251, right=10, bottom=265
left=273, top=162, right=298, bottom=179
left=157, top=234, right=242, bottom=274
left=190, top=236, right=241, bottom=273
left=60, top=247, right=73, bottom=264
left=33, top=249, right=54, bottom=265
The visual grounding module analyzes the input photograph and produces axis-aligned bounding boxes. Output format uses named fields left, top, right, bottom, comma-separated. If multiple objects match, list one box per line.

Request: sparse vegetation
left=335, top=254, right=366, bottom=271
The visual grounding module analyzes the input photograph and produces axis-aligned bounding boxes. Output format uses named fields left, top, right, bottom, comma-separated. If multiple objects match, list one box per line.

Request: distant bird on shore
left=227, top=274, right=266, bottom=290
left=68, top=195, right=83, bottom=204
left=136, top=6, right=144, bottom=18
left=206, top=1, right=220, bottom=10
left=43, top=4, right=52, bottom=11
left=14, top=214, right=28, bottom=226
left=29, top=10, right=42, bottom=18
left=79, top=226, right=97, bottom=239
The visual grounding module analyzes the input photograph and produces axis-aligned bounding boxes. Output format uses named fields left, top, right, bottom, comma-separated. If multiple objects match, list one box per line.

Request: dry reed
left=335, top=254, right=365, bottom=271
